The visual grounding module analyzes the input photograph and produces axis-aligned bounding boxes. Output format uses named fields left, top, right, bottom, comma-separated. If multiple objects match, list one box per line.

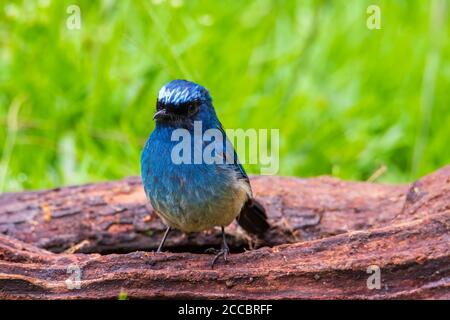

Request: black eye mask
left=156, top=99, right=200, bottom=118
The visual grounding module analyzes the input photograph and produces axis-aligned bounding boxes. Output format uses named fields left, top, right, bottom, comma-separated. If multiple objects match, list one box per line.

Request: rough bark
left=0, top=175, right=408, bottom=254
left=0, top=166, right=449, bottom=299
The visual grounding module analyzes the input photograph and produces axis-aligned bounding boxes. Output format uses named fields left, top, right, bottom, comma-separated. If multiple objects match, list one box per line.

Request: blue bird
left=141, top=79, right=269, bottom=266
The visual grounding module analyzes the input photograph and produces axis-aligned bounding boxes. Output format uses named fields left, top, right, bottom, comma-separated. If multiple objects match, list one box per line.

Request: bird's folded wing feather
left=215, top=124, right=251, bottom=187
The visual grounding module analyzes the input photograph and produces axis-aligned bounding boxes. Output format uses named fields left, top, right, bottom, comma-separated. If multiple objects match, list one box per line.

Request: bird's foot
left=210, top=244, right=230, bottom=269
left=204, top=247, right=219, bottom=254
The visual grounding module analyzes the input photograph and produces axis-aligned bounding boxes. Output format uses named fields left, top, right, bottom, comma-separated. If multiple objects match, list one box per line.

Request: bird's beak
left=153, top=109, right=167, bottom=120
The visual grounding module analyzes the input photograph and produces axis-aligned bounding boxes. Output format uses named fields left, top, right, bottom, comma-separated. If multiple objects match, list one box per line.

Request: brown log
left=0, top=175, right=407, bottom=253
left=0, top=166, right=449, bottom=299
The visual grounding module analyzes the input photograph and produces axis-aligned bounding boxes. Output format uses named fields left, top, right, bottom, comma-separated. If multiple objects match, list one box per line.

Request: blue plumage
left=140, top=80, right=269, bottom=263
left=156, top=79, right=210, bottom=105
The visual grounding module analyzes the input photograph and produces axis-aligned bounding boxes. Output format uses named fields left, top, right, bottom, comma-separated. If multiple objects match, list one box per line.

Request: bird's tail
left=236, top=198, right=270, bottom=236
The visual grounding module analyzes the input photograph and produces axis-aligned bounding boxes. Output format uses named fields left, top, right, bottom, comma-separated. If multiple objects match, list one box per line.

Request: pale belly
left=144, top=162, right=250, bottom=233
left=154, top=183, right=248, bottom=232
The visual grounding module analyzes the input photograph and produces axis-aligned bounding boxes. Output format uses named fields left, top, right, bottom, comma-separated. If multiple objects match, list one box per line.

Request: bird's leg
left=157, top=226, right=171, bottom=253
left=211, top=226, right=230, bottom=268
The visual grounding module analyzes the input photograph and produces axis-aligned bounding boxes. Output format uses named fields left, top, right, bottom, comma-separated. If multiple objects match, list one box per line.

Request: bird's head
left=153, top=80, right=214, bottom=125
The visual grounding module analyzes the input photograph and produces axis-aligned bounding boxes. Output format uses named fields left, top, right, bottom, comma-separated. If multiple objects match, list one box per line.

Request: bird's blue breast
left=140, top=121, right=248, bottom=232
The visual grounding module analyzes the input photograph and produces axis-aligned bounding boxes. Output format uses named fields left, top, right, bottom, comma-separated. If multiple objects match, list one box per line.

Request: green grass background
left=1, top=0, right=449, bottom=192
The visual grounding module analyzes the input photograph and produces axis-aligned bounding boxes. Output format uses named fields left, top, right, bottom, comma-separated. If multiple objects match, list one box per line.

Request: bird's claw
left=210, top=246, right=229, bottom=269
left=204, top=247, right=219, bottom=254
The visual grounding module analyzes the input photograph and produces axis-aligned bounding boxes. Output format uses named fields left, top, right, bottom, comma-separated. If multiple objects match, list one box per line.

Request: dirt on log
left=0, top=166, right=449, bottom=299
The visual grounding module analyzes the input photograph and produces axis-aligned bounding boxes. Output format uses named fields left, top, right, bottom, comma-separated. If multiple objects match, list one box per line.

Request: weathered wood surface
left=0, top=175, right=408, bottom=253
left=0, top=166, right=449, bottom=299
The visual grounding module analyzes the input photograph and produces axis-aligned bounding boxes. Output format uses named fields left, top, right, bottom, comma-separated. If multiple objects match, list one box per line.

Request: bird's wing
left=215, top=124, right=251, bottom=186
left=216, top=124, right=269, bottom=235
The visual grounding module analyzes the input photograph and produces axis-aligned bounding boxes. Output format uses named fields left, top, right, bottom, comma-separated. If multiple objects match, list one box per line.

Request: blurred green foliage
left=0, top=0, right=449, bottom=192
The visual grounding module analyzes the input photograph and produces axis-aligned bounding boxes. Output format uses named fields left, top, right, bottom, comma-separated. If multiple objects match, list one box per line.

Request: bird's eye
left=187, top=100, right=200, bottom=116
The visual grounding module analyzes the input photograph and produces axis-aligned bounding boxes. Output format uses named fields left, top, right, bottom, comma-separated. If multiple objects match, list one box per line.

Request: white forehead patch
left=158, top=86, right=193, bottom=104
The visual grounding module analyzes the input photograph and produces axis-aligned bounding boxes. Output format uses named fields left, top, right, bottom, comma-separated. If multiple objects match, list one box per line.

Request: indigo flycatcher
left=141, top=80, right=269, bottom=266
